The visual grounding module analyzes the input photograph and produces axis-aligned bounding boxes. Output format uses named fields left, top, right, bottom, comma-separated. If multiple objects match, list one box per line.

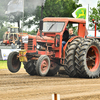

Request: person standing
left=17, top=36, right=22, bottom=48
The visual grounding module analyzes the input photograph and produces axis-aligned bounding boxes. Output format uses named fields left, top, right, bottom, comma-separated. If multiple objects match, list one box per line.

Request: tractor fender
left=63, top=36, right=82, bottom=57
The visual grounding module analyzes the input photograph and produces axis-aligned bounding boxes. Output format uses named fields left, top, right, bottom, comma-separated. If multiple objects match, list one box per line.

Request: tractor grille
left=21, top=39, right=33, bottom=50
left=28, top=39, right=33, bottom=50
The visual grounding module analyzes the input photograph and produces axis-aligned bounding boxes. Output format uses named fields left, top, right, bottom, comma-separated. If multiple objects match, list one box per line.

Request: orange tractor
left=3, top=27, right=20, bottom=45
left=7, top=17, right=100, bottom=78
left=3, top=27, right=27, bottom=48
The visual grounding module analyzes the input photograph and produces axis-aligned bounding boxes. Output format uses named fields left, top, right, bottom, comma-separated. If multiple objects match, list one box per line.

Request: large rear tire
left=75, top=39, right=100, bottom=78
left=36, top=55, right=50, bottom=76
left=24, top=61, right=36, bottom=76
left=64, top=38, right=82, bottom=77
left=7, top=51, right=21, bottom=73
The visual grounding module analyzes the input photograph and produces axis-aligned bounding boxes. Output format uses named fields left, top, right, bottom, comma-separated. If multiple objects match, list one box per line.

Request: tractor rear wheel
left=75, top=39, right=100, bottom=78
left=36, top=55, right=50, bottom=76
left=24, top=61, right=36, bottom=76
left=7, top=51, right=21, bottom=73
left=64, top=38, right=82, bottom=77
left=47, top=61, right=60, bottom=76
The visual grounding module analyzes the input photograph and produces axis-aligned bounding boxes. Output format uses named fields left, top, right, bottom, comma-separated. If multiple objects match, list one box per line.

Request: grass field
left=0, top=61, right=24, bottom=69
left=0, top=61, right=7, bottom=69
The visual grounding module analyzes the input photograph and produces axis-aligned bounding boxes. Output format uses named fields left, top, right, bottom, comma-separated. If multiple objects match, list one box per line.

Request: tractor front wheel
left=36, top=55, right=50, bottom=76
left=24, top=61, right=36, bottom=76
left=7, top=51, right=21, bottom=73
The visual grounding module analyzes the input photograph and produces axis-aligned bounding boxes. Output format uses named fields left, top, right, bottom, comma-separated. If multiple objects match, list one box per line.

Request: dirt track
left=0, top=68, right=100, bottom=100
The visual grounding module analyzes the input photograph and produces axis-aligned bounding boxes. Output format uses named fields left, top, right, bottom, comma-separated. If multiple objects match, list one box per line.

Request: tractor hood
left=28, top=35, right=54, bottom=43
left=22, top=34, right=54, bottom=44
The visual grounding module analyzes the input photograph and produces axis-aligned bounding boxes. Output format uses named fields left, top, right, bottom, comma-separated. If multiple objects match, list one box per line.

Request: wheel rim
left=12, top=54, right=20, bottom=69
left=86, top=46, right=99, bottom=72
left=41, top=59, right=48, bottom=73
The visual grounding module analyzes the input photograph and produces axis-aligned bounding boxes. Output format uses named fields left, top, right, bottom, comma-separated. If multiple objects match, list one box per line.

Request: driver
left=69, top=28, right=76, bottom=39
left=62, top=28, right=69, bottom=52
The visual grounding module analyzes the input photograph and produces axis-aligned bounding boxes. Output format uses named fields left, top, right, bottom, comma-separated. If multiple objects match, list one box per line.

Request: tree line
left=0, top=0, right=99, bottom=39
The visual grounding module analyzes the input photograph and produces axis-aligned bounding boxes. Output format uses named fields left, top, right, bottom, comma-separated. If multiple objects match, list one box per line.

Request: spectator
left=17, top=36, right=22, bottom=48
left=11, top=40, right=17, bottom=49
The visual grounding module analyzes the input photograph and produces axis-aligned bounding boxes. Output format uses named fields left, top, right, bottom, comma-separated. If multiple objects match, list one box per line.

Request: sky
left=78, top=0, right=98, bottom=8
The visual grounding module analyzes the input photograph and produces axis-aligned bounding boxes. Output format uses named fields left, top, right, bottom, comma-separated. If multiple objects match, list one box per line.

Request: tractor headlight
left=36, top=43, right=40, bottom=49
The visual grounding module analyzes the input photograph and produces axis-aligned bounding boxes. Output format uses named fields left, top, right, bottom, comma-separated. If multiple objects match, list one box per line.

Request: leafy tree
left=89, top=1, right=100, bottom=29
left=0, top=0, right=82, bottom=38
left=24, top=0, right=82, bottom=32
left=23, top=29, right=37, bottom=35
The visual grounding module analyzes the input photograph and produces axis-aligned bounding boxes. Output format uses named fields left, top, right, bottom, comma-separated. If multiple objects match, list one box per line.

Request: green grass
left=0, top=61, right=7, bottom=69
left=0, top=61, right=24, bottom=69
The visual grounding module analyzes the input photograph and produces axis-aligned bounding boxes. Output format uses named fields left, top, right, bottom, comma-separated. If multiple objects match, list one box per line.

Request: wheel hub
left=86, top=46, right=99, bottom=72
left=41, top=60, right=48, bottom=73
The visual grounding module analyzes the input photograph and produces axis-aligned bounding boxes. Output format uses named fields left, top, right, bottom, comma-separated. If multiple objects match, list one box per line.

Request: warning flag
left=72, top=7, right=87, bottom=19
